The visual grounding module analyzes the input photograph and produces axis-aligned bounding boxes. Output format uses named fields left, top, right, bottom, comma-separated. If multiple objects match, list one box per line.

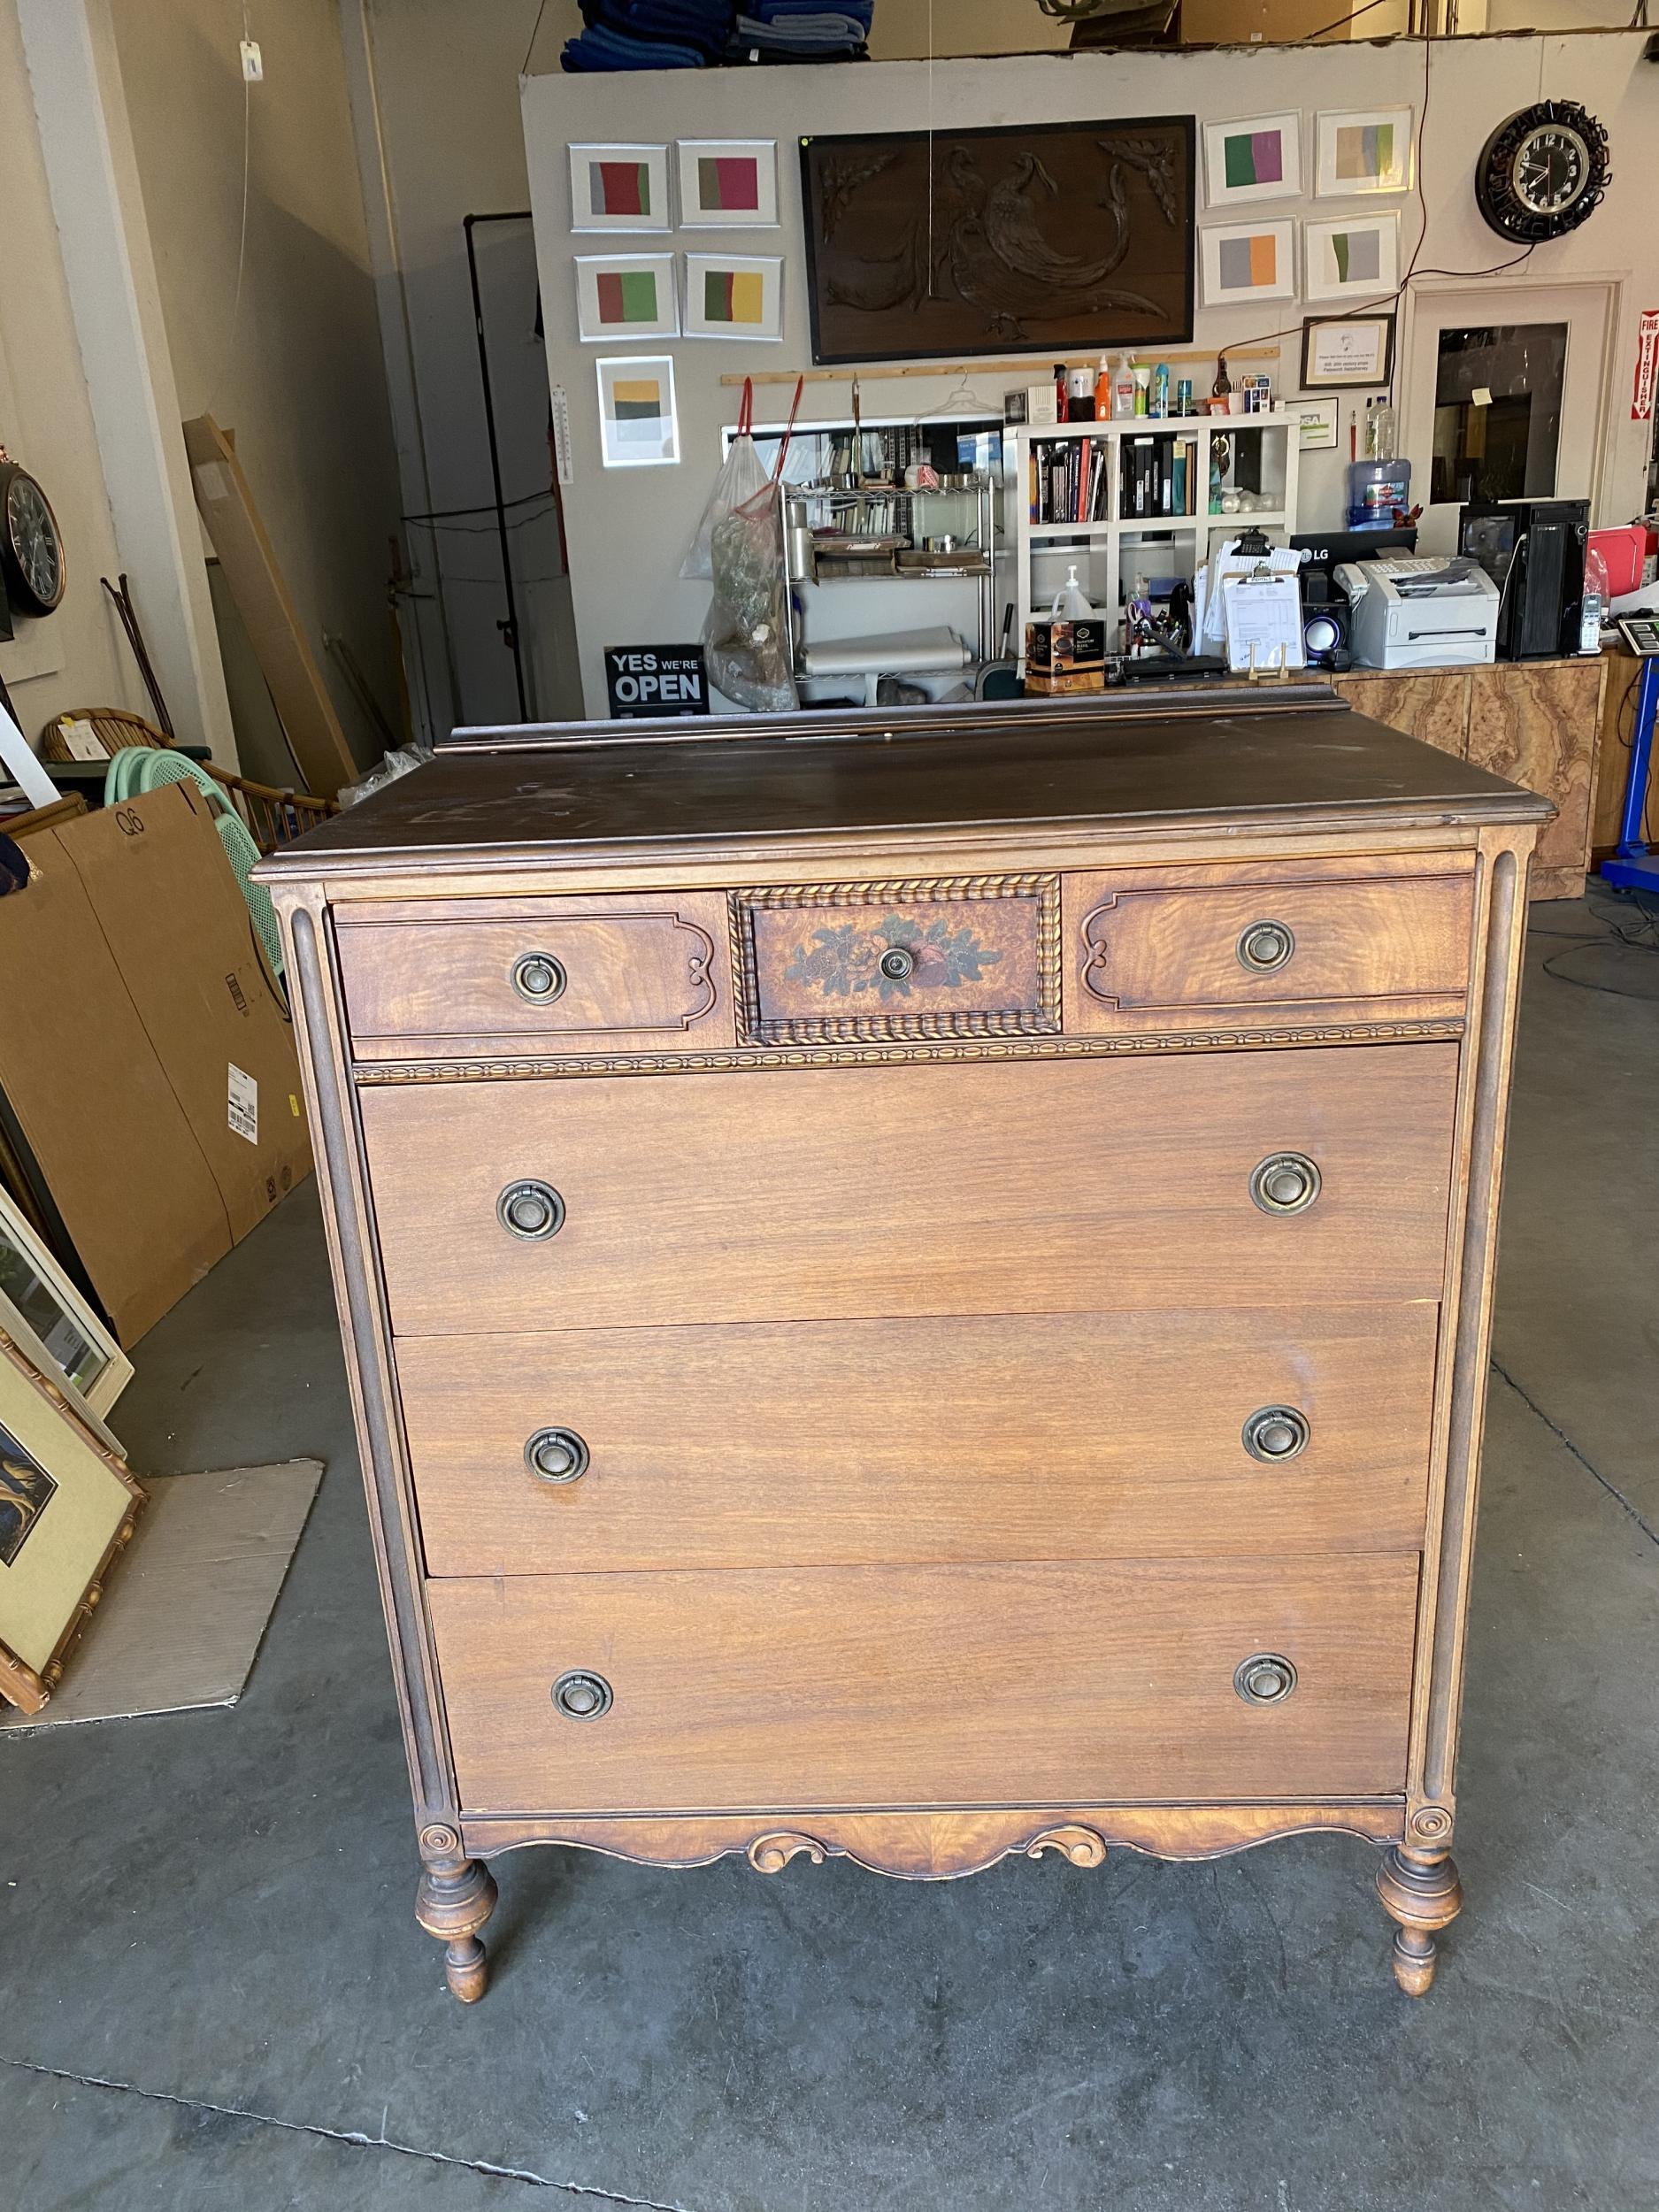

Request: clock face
left=1477, top=102, right=1610, bottom=244
left=6, top=474, right=62, bottom=611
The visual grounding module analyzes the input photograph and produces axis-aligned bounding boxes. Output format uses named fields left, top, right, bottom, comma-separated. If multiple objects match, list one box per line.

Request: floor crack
left=1490, top=1356, right=1659, bottom=1550
left=2, top=2056, right=701, bottom=2210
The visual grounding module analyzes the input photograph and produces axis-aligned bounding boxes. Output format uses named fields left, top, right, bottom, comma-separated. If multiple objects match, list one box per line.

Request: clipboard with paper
left=1221, top=572, right=1305, bottom=674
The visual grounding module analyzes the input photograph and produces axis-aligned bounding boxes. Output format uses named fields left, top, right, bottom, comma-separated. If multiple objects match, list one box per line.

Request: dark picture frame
left=1300, top=311, right=1397, bottom=390
left=799, top=118, right=1196, bottom=367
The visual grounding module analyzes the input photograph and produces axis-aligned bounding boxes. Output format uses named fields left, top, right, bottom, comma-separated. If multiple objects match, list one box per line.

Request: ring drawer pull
left=878, top=944, right=917, bottom=982
left=552, top=1670, right=612, bottom=1721
left=525, top=1427, right=589, bottom=1484
left=1237, top=919, right=1295, bottom=972
left=1242, top=1406, right=1310, bottom=1463
left=1249, top=1152, right=1321, bottom=1216
left=497, top=1179, right=565, bottom=1240
left=1234, top=1654, right=1298, bottom=1706
left=511, top=951, right=567, bottom=1003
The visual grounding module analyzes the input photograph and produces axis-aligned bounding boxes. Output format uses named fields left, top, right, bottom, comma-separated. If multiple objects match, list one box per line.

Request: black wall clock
left=1475, top=102, right=1610, bottom=244
left=0, top=457, right=65, bottom=618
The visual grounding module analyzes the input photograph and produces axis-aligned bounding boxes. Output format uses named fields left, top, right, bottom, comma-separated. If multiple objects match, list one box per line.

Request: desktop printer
left=1333, top=555, right=1501, bottom=671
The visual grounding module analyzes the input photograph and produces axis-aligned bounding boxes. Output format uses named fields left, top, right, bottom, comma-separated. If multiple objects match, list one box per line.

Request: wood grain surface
left=1467, top=659, right=1603, bottom=885
left=428, top=1554, right=1420, bottom=1813
left=399, top=1303, right=1439, bottom=1574
left=362, top=1046, right=1459, bottom=1335
left=1331, top=672, right=1472, bottom=760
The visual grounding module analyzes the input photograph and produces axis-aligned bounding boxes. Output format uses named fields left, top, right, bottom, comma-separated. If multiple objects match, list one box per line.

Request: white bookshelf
left=1009, top=415, right=1302, bottom=656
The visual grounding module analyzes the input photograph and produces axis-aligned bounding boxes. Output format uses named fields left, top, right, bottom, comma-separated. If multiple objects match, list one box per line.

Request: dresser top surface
left=260, top=688, right=1549, bottom=879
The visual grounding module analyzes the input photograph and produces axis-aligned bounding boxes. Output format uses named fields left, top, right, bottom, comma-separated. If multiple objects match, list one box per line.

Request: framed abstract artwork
left=0, top=1328, right=143, bottom=1715
left=800, top=118, right=1194, bottom=365
left=677, top=140, right=779, bottom=228
left=683, top=253, right=784, bottom=342
left=1202, top=112, right=1302, bottom=208
left=1302, top=213, right=1400, bottom=302
left=574, top=254, right=679, bottom=342
left=1315, top=109, right=1413, bottom=198
left=1200, top=219, right=1295, bottom=307
left=1301, top=311, right=1397, bottom=389
left=595, top=357, right=680, bottom=468
left=568, top=143, right=670, bottom=232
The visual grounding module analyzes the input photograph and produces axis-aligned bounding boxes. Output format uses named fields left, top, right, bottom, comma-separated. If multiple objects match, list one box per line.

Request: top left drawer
left=334, top=893, right=736, bottom=1062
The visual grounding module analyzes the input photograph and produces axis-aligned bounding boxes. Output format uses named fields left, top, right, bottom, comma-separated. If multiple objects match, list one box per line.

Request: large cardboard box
left=0, top=785, right=311, bottom=1344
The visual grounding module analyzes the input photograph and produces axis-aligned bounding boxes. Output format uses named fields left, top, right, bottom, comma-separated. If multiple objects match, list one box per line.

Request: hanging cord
left=206, top=0, right=254, bottom=416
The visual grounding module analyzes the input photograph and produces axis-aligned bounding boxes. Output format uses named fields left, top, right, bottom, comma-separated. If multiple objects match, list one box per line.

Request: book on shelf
left=1118, top=433, right=1200, bottom=524
left=1026, top=436, right=1110, bottom=526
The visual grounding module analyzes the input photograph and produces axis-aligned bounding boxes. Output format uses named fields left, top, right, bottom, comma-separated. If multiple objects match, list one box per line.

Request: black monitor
left=1290, top=526, right=1418, bottom=577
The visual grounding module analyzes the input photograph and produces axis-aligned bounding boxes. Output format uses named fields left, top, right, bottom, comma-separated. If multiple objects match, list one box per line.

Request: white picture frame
left=1314, top=108, right=1414, bottom=198
left=574, top=254, right=679, bottom=342
left=596, top=356, right=680, bottom=469
left=0, top=1188, right=129, bottom=1448
left=568, top=142, right=670, bottom=233
left=676, top=139, right=779, bottom=228
left=683, top=254, right=784, bottom=342
left=1302, top=213, right=1400, bottom=303
left=1200, top=219, right=1296, bottom=308
left=1294, top=400, right=1340, bottom=450
left=1202, top=112, right=1302, bottom=209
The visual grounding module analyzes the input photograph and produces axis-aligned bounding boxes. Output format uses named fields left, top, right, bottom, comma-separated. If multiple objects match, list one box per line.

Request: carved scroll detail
left=749, top=1832, right=829, bottom=1874
left=1025, top=1825, right=1109, bottom=1869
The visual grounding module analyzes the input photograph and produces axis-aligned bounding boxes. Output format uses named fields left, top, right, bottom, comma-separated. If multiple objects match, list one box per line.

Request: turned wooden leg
left=1376, top=1844, right=1463, bottom=1996
left=416, top=1831, right=499, bottom=2003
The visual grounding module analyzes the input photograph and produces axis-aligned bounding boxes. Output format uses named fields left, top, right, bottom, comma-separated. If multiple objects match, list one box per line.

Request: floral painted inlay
left=782, top=913, right=1004, bottom=1002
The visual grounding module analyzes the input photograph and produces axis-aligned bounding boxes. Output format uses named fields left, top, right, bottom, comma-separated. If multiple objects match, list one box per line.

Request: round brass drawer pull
left=496, top=1179, right=565, bottom=1240
left=525, top=1427, right=589, bottom=1484
left=879, top=944, right=917, bottom=982
left=1237, top=919, right=1295, bottom=972
left=1242, top=1406, right=1310, bottom=1463
left=511, top=952, right=567, bottom=1003
left=1235, top=1653, right=1298, bottom=1706
left=1249, top=1152, right=1321, bottom=1216
left=552, top=1670, right=612, bottom=1721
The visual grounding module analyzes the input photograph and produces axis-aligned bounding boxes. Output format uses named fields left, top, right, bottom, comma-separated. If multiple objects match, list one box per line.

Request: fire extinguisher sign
left=1632, top=309, right=1659, bottom=422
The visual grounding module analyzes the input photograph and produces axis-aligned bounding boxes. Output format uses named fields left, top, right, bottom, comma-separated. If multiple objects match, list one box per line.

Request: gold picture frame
left=0, top=1329, right=144, bottom=1715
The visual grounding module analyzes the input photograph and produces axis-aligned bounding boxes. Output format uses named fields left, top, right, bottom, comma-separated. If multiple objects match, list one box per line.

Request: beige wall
left=0, top=1, right=144, bottom=746
left=110, top=0, right=403, bottom=772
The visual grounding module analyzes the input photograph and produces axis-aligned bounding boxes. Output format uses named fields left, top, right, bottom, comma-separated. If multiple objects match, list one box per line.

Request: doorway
left=1400, top=279, right=1616, bottom=553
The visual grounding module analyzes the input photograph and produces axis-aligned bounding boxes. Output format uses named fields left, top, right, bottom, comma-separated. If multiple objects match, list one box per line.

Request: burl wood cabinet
left=257, top=686, right=1548, bottom=2004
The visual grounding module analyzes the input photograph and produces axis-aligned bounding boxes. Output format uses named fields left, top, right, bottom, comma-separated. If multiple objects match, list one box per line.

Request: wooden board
left=1467, top=658, right=1605, bottom=896
left=362, top=1046, right=1461, bottom=1336
left=427, top=1554, right=1420, bottom=1813
left=182, top=414, right=357, bottom=801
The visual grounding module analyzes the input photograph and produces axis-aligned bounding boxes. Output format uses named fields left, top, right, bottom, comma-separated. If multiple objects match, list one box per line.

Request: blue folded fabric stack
left=728, top=0, right=872, bottom=59
left=562, top=0, right=736, bottom=70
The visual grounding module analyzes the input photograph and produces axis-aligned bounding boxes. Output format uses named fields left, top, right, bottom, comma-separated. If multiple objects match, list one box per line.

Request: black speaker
left=1299, top=575, right=1351, bottom=671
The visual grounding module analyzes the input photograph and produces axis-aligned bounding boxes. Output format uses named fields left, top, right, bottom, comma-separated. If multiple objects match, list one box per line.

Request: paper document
left=1223, top=574, right=1305, bottom=674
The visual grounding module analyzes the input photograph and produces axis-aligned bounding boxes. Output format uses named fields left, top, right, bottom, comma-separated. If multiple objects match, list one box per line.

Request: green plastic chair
left=104, top=747, right=284, bottom=981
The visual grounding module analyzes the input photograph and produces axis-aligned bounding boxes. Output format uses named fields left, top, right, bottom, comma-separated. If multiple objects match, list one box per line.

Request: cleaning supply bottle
left=1151, top=363, right=1171, bottom=420
left=1094, top=353, right=1113, bottom=421
left=1133, top=364, right=1151, bottom=418
left=1050, top=565, right=1093, bottom=617
left=1111, top=354, right=1137, bottom=421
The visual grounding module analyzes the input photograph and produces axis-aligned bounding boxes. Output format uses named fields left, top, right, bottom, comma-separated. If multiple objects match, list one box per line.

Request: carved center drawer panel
left=359, top=1045, right=1459, bottom=1336
left=399, top=1304, right=1439, bottom=1575
left=1064, top=854, right=1474, bottom=1037
left=732, top=874, right=1059, bottom=1043
left=334, top=892, right=733, bottom=1061
left=427, top=1555, right=1420, bottom=1814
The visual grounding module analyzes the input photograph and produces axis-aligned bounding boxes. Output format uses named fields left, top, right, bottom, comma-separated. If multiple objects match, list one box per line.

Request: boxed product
left=1025, top=614, right=1106, bottom=695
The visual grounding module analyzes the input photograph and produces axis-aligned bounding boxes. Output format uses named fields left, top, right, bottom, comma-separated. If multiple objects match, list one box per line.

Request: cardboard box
left=1025, top=615, right=1107, bottom=695
left=0, top=785, right=311, bottom=1344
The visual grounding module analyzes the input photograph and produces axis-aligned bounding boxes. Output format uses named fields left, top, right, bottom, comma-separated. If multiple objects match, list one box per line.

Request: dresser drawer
left=334, top=892, right=734, bottom=1060
left=428, top=1555, right=1418, bottom=1813
left=363, top=1045, right=1458, bottom=1335
left=732, top=874, right=1059, bottom=1043
left=1065, top=856, right=1473, bottom=1036
left=401, top=1304, right=1438, bottom=1575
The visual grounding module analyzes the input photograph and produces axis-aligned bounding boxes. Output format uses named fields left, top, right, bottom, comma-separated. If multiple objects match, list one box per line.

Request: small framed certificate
left=1300, top=312, right=1396, bottom=390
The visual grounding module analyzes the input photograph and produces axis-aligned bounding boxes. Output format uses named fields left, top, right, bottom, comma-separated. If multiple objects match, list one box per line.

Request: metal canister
left=786, top=500, right=817, bottom=584
left=1175, top=376, right=1194, bottom=419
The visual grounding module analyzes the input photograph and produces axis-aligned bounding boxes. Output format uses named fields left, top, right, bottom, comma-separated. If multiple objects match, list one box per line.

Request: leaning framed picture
left=1315, top=108, right=1413, bottom=197
left=574, top=254, right=679, bottom=342
left=1200, top=219, right=1295, bottom=307
left=0, top=1187, right=130, bottom=1439
left=568, top=143, right=670, bottom=232
left=595, top=356, right=680, bottom=468
left=1302, top=212, right=1399, bottom=302
left=1301, top=311, right=1397, bottom=389
left=683, top=253, right=784, bottom=342
left=1202, top=112, right=1302, bottom=208
left=677, top=139, right=779, bottom=228
left=0, top=1328, right=143, bottom=1714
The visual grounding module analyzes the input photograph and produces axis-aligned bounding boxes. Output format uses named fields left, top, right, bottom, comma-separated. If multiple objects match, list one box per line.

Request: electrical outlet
left=241, top=38, right=263, bottom=81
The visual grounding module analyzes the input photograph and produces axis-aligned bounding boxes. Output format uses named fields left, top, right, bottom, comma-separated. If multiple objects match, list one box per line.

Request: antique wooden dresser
left=257, top=687, right=1548, bottom=2003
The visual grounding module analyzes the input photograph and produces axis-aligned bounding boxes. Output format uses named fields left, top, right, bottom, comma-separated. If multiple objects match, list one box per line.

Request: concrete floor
left=4, top=896, right=1657, bottom=2212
